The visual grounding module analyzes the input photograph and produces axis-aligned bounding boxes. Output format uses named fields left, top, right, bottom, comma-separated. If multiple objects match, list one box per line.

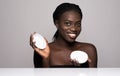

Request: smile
left=68, top=33, right=76, bottom=39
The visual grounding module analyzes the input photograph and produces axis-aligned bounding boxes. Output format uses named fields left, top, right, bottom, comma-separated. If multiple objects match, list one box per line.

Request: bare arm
left=87, top=44, right=98, bottom=67
left=30, top=32, right=50, bottom=67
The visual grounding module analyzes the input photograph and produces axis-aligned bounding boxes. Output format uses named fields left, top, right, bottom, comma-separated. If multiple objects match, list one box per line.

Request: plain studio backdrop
left=0, top=0, right=120, bottom=68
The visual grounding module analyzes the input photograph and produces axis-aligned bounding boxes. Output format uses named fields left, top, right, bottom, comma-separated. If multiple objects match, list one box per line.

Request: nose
left=70, top=25, right=77, bottom=32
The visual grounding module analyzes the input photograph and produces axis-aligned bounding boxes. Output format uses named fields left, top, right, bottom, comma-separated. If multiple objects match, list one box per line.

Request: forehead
left=60, top=11, right=82, bottom=21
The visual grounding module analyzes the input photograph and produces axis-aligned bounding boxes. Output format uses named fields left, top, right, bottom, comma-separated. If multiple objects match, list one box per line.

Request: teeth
left=68, top=34, right=76, bottom=38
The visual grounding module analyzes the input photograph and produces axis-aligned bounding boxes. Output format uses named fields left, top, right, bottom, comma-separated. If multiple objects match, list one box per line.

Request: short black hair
left=53, top=3, right=83, bottom=40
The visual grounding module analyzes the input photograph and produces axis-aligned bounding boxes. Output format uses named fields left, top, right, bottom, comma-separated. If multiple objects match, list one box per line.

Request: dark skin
left=30, top=10, right=97, bottom=67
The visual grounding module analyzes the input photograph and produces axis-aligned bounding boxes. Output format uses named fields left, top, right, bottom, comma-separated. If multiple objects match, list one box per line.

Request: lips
left=68, top=33, right=76, bottom=39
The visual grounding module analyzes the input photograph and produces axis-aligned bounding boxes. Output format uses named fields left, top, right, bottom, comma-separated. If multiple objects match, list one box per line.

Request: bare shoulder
left=48, top=42, right=57, bottom=51
left=76, top=42, right=97, bottom=61
left=76, top=42, right=97, bottom=53
left=48, top=42, right=55, bottom=48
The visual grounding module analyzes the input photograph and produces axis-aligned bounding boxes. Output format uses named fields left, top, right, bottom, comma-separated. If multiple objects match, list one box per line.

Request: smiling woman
left=30, top=3, right=97, bottom=68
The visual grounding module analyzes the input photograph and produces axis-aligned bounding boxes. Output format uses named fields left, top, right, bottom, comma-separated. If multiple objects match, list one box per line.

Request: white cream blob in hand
left=33, top=33, right=46, bottom=49
left=70, top=51, right=88, bottom=64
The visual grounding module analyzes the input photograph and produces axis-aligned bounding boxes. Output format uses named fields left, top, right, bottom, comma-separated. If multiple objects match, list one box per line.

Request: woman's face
left=56, top=10, right=82, bottom=42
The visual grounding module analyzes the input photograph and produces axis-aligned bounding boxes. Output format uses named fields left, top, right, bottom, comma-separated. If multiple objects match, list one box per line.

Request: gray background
left=0, top=0, right=120, bottom=68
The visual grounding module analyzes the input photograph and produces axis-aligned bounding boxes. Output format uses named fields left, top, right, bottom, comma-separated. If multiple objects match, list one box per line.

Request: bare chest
left=49, top=49, right=72, bottom=66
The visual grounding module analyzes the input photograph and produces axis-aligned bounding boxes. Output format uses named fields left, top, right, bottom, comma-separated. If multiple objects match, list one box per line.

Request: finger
left=32, top=42, right=37, bottom=49
left=33, top=32, right=36, bottom=34
left=74, top=60, right=80, bottom=66
left=30, top=32, right=37, bottom=46
left=88, top=58, right=92, bottom=63
left=30, top=34, right=32, bottom=45
left=30, top=33, right=34, bottom=45
left=71, top=59, right=80, bottom=66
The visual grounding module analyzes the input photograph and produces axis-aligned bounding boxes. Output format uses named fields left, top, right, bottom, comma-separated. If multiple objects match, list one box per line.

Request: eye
left=64, top=21, right=71, bottom=26
left=76, top=22, right=81, bottom=27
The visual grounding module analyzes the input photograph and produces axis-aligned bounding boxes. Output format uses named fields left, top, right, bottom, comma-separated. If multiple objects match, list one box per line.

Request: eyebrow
left=64, top=19, right=81, bottom=22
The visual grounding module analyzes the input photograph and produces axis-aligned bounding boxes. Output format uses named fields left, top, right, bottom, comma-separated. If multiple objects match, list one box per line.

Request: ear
left=54, top=20, right=59, bottom=29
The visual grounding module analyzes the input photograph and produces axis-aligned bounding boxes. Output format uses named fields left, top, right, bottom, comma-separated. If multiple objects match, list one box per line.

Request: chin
left=67, top=38, right=76, bottom=43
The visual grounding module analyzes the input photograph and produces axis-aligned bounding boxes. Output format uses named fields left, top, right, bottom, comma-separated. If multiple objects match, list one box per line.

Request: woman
left=30, top=3, right=97, bottom=68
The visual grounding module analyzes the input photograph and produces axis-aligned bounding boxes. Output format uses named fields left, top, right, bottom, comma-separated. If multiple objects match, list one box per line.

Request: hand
left=71, top=58, right=92, bottom=66
left=30, top=32, right=50, bottom=58
left=71, top=59, right=81, bottom=66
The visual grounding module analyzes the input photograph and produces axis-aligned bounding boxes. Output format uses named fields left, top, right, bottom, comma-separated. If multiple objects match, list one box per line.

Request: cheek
left=58, top=24, right=68, bottom=32
left=77, top=28, right=81, bottom=36
left=79, top=28, right=81, bottom=33
left=58, top=26, right=68, bottom=37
